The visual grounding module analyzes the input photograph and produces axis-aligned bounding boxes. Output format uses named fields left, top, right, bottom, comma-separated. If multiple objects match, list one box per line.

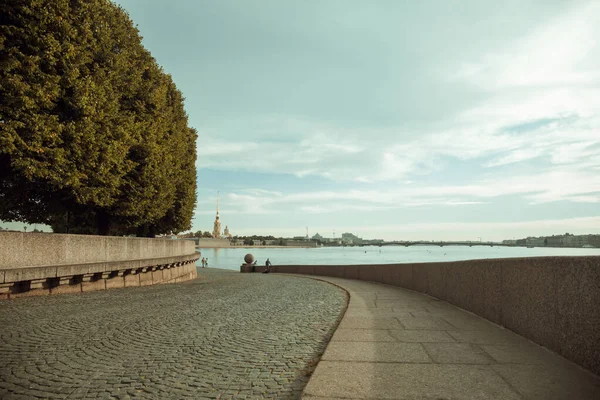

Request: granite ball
left=244, top=254, right=254, bottom=264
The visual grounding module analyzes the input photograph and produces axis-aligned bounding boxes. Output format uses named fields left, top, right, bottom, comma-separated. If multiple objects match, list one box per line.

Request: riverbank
left=197, top=244, right=317, bottom=250
left=230, top=245, right=317, bottom=248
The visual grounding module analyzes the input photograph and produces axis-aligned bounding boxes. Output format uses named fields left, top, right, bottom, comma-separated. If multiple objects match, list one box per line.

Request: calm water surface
left=196, top=245, right=600, bottom=271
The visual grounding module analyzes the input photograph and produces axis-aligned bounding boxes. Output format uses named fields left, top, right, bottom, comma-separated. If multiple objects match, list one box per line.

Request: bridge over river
left=380, top=241, right=517, bottom=247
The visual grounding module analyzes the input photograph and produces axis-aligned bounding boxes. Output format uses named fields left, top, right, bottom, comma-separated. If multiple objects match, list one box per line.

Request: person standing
left=201, top=257, right=206, bottom=268
left=263, top=258, right=272, bottom=273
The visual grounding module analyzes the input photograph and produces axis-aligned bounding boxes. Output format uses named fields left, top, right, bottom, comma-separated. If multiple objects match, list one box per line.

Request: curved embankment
left=297, top=274, right=600, bottom=400
left=243, top=256, right=600, bottom=377
left=0, top=232, right=199, bottom=299
left=0, top=269, right=347, bottom=399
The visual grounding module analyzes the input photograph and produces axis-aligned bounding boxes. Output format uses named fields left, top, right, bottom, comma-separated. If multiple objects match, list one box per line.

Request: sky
left=5, top=0, right=600, bottom=240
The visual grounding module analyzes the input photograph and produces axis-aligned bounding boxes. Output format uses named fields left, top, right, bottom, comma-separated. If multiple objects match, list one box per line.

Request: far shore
left=196, top=245, right=317, bottom=249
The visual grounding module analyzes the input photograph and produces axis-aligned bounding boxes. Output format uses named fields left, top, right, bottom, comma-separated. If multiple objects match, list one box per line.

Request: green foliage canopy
left=0, top=0, right=197, bottom=236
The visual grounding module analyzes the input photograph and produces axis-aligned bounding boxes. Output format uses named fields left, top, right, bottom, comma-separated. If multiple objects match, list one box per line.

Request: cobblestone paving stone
left=0, top=268, right=347, bottom=399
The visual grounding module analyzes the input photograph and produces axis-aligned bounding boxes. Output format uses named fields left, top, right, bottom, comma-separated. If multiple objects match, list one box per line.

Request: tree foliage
left=0, top=0, right=197, bottom=236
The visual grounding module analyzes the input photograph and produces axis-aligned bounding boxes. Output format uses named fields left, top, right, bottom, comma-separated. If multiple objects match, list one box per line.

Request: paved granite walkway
left=299, top=275, right=600, bottom=400
left=0, top=269, right=347, bottom=400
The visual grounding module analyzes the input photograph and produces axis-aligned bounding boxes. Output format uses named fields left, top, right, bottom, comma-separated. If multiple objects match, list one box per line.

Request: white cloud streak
left=205, top=165, right=599, bottom=218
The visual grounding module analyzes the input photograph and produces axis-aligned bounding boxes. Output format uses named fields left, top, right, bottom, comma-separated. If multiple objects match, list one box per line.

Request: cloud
left=483, top=148, right=545, bottom=168
left=213, top=165, right=599, bottom=217
left=356, top=216, right=600, bottom=233
left=238, top=188, right=283, bottom=197
left=196, top=98, right=598, bottom=189
left=455, top=2, right=600, bottom=91
left=192, top=0, right=600, bottom=224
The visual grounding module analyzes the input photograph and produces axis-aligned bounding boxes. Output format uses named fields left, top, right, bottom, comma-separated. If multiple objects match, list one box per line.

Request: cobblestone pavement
left=0, top=269, right=347, bottom=400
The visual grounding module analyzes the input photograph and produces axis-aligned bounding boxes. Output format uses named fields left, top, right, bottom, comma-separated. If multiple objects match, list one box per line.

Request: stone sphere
left=244, top=254, right=254, bottom=264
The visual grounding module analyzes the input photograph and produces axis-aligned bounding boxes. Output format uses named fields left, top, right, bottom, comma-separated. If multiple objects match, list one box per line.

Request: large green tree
left=0, top=0, right=197, bottom=236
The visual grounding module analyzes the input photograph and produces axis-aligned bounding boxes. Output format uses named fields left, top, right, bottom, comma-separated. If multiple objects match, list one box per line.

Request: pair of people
left=201, top=257, right=209, bottom=268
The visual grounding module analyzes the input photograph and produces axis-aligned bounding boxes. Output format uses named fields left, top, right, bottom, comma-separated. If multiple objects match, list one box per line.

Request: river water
left=196, top=245, right=600, bottom=271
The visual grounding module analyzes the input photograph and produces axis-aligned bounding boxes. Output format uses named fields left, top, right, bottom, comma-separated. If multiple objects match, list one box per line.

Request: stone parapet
left=0, top=253, right=199, bottom=299
left=244, top=256, right=600, bottom=377
left=0, top=232, right=199, bottom=298
left=0, top=232, right=196, bottom=268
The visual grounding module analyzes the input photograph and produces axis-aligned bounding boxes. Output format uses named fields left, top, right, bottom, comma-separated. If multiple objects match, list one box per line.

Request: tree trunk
left=147, top=225, right=156, bottom=238
left=96, top=210, right=111, bottom=236
left=135, top=224, right=156, bottom=238
left=136, top=224, right=147, bottom=237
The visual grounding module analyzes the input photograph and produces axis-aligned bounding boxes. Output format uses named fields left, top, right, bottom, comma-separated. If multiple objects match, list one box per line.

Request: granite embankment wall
left=243, top=256, right=600, bottom=377
left=0, top=232, right=199, bottom=299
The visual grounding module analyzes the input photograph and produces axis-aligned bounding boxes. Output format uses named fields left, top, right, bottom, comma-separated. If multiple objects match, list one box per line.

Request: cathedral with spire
left=212, top=192, right=231, bottom=239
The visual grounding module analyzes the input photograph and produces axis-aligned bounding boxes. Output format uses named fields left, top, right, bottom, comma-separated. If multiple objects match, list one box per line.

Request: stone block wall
left=0, top=232, right=199, bottom=298
left=0, top=232, right=195, bottom=268
left=247, top=256, right=600, bottom=377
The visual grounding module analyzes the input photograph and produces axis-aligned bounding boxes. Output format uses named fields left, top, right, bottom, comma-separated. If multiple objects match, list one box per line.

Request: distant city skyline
left=5, top=1, right=600, bottom=240
left=5, top=218, right=600, bottom=244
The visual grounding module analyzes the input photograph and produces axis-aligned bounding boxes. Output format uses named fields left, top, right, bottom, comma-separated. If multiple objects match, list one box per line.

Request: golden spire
left=212, top=191, right=222, bottom=238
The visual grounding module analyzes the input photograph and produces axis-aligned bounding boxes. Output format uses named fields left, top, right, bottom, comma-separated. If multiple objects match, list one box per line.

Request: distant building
left=526, top=237, right=545, bottom=247
left=506, top=233, right=600, bottom=248
left=312, top=233, right=324, bottom=241
left=545, top=235, right=563, bottom=247
left=341, top=232, right=362, bottom=245
left=563, top=235, right=589, bottom=247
